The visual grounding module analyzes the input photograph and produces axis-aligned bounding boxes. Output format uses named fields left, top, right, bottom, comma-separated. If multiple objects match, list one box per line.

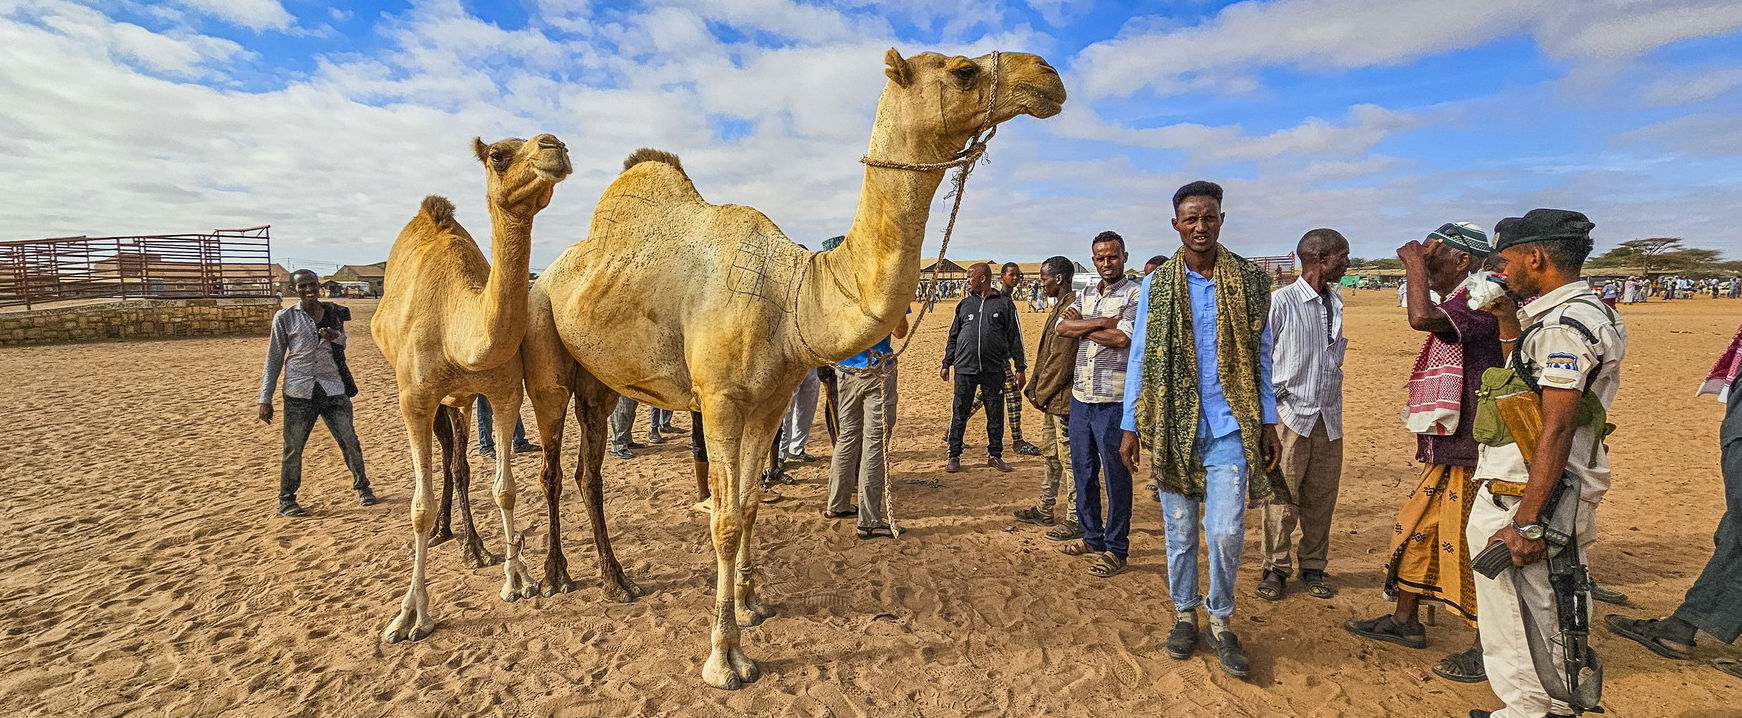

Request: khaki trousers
left=827, top=369, right=890, bottom=529
left=1469, top=484, right=1599, bottom=718
left=1261, top=417, right=1343, bottom=576
left=1037, top=412, right=1077, bottom=520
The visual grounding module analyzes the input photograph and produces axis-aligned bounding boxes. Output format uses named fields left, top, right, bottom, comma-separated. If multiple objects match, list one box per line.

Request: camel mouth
left=1015, top=82, right=1066, bottom=118
left=533, top=155, right=573, bottom=184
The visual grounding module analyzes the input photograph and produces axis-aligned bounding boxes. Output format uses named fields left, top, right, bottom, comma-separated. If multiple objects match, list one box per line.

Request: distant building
left=328, top=261, right=388, bottom=297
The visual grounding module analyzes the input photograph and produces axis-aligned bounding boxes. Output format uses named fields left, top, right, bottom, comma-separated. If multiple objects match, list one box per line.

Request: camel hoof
left=500, top=557, right=540, bottom=603
left=382, top=606, right=433, bottom=644
left=460, top=537, right=501, bottom=569
left=602, top=576, right=643, bottom=604
left=735, top=605, right=770, bottom=627
left=729, top=647, right=761, bottom=684
left=428, top=528, right=456, bottom=547
left=543, top=570, right=579, bottom=597
left=702, top=652, right=744, bottom=690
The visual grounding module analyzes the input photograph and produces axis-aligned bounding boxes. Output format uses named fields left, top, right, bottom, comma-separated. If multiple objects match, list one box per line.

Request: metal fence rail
left=0, top=226, right=274, bottom=310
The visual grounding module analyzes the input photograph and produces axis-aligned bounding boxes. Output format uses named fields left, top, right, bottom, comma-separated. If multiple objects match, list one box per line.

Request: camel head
left=472, top=133, right=573, bottom=217
left=880, top=49, right=1066, bottom=141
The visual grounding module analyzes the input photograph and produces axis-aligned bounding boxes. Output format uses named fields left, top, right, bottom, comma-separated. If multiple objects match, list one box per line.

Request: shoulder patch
left=1545, top=352, right=1580, bottom=372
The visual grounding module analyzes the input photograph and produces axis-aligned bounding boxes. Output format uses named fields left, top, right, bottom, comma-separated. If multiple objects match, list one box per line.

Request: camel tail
left=623, top=148, right=684, bottom=176
left=419, top=195, right=456, bottom=226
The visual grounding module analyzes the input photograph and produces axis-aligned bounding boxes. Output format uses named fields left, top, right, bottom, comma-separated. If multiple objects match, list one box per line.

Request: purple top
left=1416, top=288, right=1502, bottom=467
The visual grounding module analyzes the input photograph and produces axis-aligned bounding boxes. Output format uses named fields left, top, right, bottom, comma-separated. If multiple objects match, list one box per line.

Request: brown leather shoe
left=988, top=456, right=1014, bottom=472
left=945, top=456, right=962, bottom=473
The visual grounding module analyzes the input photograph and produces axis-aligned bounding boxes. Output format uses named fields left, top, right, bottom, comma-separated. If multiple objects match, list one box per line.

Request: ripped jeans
left=1158, top=431, right=1249, bottom=619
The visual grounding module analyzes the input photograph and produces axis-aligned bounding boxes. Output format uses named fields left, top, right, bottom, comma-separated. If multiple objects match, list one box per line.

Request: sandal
left=278, top=503, right=308, bottom=517
left=1012, top=505, right=1055, bottom=526
left=1301, top=569, right=1335, bottom=599
left=1432, top=646, right=1487, bottom=683
left=822, top=507, right=858, bottom=519
left=1256, top=569, right=1286, bottom=601
left=1714, top=658, right=1742, bottom=680
left=1058, top=540, right=1095, bottom=557
left=1344, top=614, right=1427, bottom=649
left=855, top=525, right=894, bottom=540
left=1088, top=552, right=1127, bottom=578
left=1603, top=615, right=1693, bottom=660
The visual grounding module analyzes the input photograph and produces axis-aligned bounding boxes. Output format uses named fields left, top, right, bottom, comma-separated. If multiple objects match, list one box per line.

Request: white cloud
left=1644, top=65, right=1742, bottom=105
left=13, top=0, right=247, bottom=78
left=1074, top=0, right=1742, bottom=100
left=174, top=0, right=294, bottom=32
left=1053, top=104, right=1420, bottom=164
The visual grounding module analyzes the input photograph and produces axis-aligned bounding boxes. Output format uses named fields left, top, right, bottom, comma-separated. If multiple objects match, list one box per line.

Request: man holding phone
left=1464, top=210, right=1626, bottom=718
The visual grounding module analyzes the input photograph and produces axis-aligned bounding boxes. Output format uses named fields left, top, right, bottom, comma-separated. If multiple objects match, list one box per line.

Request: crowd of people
left=255, top=180, right=1742, bottom=717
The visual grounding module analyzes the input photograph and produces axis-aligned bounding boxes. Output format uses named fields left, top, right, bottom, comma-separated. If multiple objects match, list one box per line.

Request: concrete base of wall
left=0, top=298, right=280, bottom=346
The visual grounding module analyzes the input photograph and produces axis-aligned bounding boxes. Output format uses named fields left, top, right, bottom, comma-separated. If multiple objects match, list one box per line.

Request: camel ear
left=472, top=137, right=489, bottom=164
left=884, top=48, right=911, bottom=87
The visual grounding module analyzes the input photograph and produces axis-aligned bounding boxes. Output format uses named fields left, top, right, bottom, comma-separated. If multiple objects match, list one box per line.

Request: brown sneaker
left=945, top=456, right=962, bottom=473
left=988, top=456, right=1014, bottom=472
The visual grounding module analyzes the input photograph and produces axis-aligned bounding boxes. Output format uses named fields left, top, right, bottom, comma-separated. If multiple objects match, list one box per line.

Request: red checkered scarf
left=1403, top=288, right=1467, bottom=435
left=1698, top=319, right=1742, bottom=401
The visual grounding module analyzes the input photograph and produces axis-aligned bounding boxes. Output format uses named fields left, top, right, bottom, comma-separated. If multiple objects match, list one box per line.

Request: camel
left=370, top=133, right=572, bottom=643
left=520, top=49, right=1065, bottom=689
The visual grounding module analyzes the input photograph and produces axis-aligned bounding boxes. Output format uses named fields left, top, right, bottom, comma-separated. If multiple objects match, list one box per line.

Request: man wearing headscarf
left=1346, top=221, right=1499, bottom=683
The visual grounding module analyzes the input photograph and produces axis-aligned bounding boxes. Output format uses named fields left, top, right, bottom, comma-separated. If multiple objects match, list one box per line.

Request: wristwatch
left=1511, top=521, right=1545, bottom=541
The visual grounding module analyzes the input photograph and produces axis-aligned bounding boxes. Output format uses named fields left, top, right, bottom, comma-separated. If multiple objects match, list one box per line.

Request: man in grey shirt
left=258, top=269, right=376, bottom=516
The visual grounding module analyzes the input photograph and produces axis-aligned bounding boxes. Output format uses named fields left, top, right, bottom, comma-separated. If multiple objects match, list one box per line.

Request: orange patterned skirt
left=1385, top=463, right=1478, bottom=623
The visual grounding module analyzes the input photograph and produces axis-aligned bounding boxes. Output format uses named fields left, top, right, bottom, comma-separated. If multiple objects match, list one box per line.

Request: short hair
left=1172, top=180, right=1224, bottom=211
left=1001, top=261, right=1021, bottom=275
left=1518, top=238, right=1594, bottom=274
left=1041, top=255, right=1074, bottom=282
left=1092, top=230, right=1124, bottom=248
left=291, top=268, right=319, bottom=281
left=1296, top=228, right=1348, bottom=258
left=968, top=261, right=991, bottom=275
left=1145, top=254, right=1167, bottom=268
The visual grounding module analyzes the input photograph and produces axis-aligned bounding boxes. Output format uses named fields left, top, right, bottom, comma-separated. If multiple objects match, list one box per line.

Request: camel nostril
left=539, top=137, right=565, bottom=150
left=1038, top=62, right=1058, bottom=76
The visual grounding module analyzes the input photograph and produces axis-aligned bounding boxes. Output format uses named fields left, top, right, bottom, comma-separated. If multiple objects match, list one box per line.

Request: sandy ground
left=2, top=290, right=1739, bottom=718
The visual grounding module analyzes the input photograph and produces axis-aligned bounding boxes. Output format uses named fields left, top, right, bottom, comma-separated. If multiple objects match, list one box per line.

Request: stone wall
left=0, top=298, right=280, bottom=346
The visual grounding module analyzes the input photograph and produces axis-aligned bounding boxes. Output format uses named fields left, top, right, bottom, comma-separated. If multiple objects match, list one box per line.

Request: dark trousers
left=1069, top=398, right=1132, bottom=558
left=947, top=370, right=1005, bottom=459
left=280, top=385, right=369, bottom=507
left=1674, top=385, right=1742, bottom=643
left=474, top=396, right=527, bottom=451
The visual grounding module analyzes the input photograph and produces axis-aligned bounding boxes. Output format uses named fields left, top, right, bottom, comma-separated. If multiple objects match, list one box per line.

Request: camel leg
left=449, top=403, right=499, bottom=569
left=428, top=405, right=458, bottom=547
left=698, top=396, right=775, bottom=690
left=573, top=373, right=640, bottom=602
left=384, top=394, right=440, bottom=643
left=531, top=378, right=576, bottom=596
left=488, top=388, right=539, bottom=602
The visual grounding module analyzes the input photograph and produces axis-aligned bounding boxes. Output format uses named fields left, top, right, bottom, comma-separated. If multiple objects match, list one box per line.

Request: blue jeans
left=1159, top=432, right=1249, bottom=619
left=1069, top=399, right=1132, bottom=559
left=475, top=396, right=527, bottom=451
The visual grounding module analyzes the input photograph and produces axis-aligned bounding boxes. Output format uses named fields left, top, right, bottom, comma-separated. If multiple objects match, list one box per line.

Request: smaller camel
left=371, top=133, right=571, bottom=643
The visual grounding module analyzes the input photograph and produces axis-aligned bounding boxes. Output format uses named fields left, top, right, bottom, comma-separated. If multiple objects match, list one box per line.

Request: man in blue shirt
left=827, top=310, right=910, bottom=538
left=1119, top=181, right=1281, bottom=679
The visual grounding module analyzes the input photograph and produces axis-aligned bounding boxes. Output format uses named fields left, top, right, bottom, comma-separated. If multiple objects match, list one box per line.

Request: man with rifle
left=1466, top=209, right=1625, bottom=718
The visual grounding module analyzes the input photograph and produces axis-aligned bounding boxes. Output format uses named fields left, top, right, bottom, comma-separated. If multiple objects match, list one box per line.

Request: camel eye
left=489, top=152, right=503, bottom=162
left=952, top=66, right=978, bottom=83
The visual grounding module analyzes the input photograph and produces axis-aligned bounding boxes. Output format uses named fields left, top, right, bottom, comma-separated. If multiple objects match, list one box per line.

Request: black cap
left=1492, top=209, right=1594, bottom=253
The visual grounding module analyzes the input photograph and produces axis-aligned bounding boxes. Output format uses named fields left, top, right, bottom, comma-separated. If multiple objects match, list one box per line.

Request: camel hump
left=623, top=148, right=685, bottom=176
left=420, top=195, right=456, bottom=226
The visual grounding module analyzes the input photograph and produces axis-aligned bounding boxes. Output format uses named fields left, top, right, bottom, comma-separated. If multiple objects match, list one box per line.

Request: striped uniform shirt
left=1268, top=277, right=1346, bottom=440
left=1070, top=276, right=1142, bottom=404
left=259, top=304, right=347, bottom=403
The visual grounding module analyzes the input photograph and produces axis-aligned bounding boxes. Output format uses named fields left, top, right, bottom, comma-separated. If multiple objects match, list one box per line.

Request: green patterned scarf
left=1131, top=244, right=1284, bottom=501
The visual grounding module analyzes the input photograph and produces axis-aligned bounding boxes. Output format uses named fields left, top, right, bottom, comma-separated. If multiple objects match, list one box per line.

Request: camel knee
left=411, top=507, right=435, bottom=535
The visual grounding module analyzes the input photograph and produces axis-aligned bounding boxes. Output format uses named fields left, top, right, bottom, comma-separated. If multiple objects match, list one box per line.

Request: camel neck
left=802, top=93, right=969, bottom=361
left=469, top=205, right=534, bottom=366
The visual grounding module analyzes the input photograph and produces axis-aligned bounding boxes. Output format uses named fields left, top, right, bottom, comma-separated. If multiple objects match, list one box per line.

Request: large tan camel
left=371, top=134, right=572, bottom=643
left=521, top=49, right=1065, bottom=689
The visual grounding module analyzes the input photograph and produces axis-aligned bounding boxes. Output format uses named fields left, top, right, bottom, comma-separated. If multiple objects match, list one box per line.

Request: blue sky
left=3, top=0, right=1740, bottom=272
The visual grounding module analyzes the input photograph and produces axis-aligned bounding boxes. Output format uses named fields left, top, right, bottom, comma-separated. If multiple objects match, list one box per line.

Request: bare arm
left=1399, top=244, right=1454, bottom=334
left=1082, top=327, right=1129, bottom=348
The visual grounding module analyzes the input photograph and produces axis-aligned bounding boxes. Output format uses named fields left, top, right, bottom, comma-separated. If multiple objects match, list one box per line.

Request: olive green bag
left=1471, top=298, right=1616, bottom=465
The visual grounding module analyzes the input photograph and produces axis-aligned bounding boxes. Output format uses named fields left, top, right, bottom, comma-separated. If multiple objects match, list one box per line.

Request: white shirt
left=1474, top=281, right=1627, bottom=503
left=1268, top=277, right=1346, bottom=440
left=259, top=304, right=348, bottom=402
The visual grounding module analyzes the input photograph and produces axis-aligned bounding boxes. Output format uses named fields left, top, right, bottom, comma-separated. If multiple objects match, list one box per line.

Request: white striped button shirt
left=1268, top=277, right=1346, bottom=440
